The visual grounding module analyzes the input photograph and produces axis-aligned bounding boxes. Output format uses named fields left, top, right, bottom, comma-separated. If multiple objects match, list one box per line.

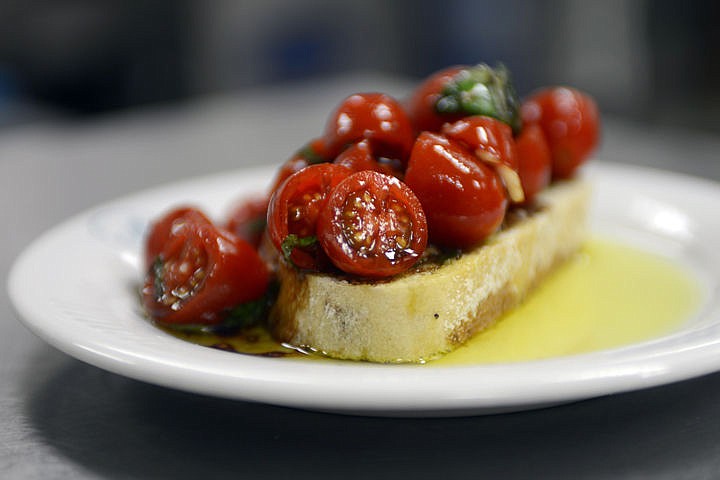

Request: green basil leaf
left=280, top=234, right=318, bottom=264
left=435, top=63, right=522, bottom=133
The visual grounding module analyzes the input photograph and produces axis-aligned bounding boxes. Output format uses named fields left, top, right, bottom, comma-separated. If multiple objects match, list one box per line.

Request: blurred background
left=0, top=0, right=718, bottom=132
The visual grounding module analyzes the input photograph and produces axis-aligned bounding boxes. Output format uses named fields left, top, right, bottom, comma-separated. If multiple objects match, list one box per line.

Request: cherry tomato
left=406, top=65, right=466, bottom=133
left=267, top=163, right=352, bottom=270
left=515, top=123, right=551, bottom=204
left=323, top=92, right=414, bottom=163
left=332, top=140, right=403, bottom=178
left=225, top=195, right=268, bottom=248
left=404, top=132, right=508, bottom=248
left=144, top=205, right=196, bottom=268
left=442, top=115, right=524, bottom=203
left=268, top=137, right=330, bottom=195
left=317, top=171, right=427, bottom=278
left=521, top=87, right=599, bottom=179
left=142, top=208, right=270, bottom=325
left=407, top=64, right=521, bottom=134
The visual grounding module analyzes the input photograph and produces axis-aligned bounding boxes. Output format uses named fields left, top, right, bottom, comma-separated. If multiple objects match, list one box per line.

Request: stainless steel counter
left=3, top=75, right=720, bottom=479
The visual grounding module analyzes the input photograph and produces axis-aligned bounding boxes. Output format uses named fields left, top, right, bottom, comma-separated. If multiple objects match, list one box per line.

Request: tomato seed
left=290, top=206, right=302, bottom=220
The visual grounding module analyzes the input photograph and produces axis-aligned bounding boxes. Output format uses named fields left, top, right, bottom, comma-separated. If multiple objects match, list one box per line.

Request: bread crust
left=269, top=179, right=591, bottom=363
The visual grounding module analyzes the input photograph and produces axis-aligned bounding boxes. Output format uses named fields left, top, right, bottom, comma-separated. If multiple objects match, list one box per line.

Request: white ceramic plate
left=8, top=162, right=720, bottom=417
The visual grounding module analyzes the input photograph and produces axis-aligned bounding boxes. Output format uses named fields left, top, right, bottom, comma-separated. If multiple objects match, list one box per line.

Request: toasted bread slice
left=269, top=179, right=591, bottom=363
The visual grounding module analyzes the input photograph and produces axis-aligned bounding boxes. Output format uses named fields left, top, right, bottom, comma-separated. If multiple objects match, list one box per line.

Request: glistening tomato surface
left=267, top=163, right=352, bottom=270
left=521, top=87, right=599, bottom=179
left=142, top=208, right=270, bottom=325
left=323, top=92, right=414, bottom=163
left=515, top=123, right=551, bottom=204
left=442, top=115, right=523, bottom=202
left=332, top=140, right=403, bottom=178
left=407, top=63, right=522, bottom=134
left=406, top=65, right=465, bottom=133
left=317, top=171, right=427, bottom=278
left=268, top=137, right=330, bottom=195
left=404, top=132, right=508, bottom=248
left=144, top=205, right=197, bottom=268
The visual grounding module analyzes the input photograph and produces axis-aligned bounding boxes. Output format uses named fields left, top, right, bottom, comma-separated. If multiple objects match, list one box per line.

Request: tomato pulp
left=267, top=163, right=352, bottom=270
left=317, top=170, right=428, bottom=278
left=143, top=207, right=269, bottom=325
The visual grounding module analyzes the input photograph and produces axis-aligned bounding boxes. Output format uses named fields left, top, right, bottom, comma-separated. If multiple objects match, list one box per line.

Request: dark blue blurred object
left=0, top=0, right=718, bottom=132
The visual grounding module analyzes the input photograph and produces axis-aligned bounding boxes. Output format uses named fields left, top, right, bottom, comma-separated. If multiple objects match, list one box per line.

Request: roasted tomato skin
left=404, top=132, right=508, bottom=249
left=521, top=87, right=599, bottom=179
left=267, top=163, right=352, bottom=270
left=142, top=208, right=270, bottom=325
left=323, top=92, right=414, bottom=163
left=406, top=65, right=466, bottom=133
left=224, top=195, right=269, bottom=248
left=515, top=123, right=552, bottom=204
left=317, top=171, right=427, bottom=278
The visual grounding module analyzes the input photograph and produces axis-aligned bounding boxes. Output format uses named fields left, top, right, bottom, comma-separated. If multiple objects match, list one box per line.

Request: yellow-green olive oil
left=167, top=238, right=702, bottom=365
left=434, top=238, right=701, bottom=365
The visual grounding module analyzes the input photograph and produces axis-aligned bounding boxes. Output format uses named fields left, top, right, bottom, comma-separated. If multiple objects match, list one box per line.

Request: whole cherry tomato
left=406, top=65, right=466, bottom=133
left=332, top=140, right=403, bottom=178
left=515, top=123, right=551, bottom=204
left=268, top=137, right=330, bottom=195
left=404, top=132, right=508, bottom=248
left=407, top=63, right=522, bottom=134
left=521, top=87, right=599, bottom=179
left=442, top=115, right=524, bottom=203
left=267, top=163, right=352, bottom=270
left=323, top=92, right=414, bottom=163
left=317, top=171, right=427, bottom=278
left=142, top=207, right=270, bottom=325
left=225, top=195, right=269, bottom=248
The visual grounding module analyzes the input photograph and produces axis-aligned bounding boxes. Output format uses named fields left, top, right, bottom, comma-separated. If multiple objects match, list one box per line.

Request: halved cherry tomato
left=317, top=171, right=427, bottom=278
left=332, top=140, right=403, bottom=178
left=267, top=163, right=352, bottom=270
left=268, top=137, right=330, bottom=195
left=225, top=195, right=269, bottom=248
left=442, top=115, right=523, bottom=203
left=404, top=132, right=508, bottom=248
left=515, top=123, right=551, bottom=204
left=406, top=65, right=466, bottom=133
left=144, top=205, right=196, bottom=268
left=142, top=207, right=270, bottom=325
left=323, top=92, right=414, bottom=163
left=521, top=87, right=599, bottom=179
